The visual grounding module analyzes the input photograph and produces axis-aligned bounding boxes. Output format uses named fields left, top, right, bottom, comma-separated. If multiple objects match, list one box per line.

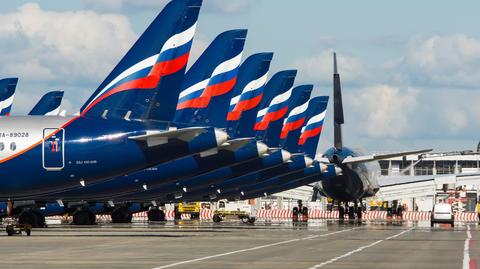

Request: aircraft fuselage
left=0, top=116, right=190, bottom=199
left=318, top=146, right=380, bottom=202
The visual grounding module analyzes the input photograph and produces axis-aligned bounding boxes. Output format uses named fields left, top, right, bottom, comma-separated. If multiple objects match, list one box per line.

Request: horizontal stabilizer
left=128, top=127, right=209, bottom=147
left=220, top=138, right=256, bottom=152
left=342, top=149, right=432, bottom=164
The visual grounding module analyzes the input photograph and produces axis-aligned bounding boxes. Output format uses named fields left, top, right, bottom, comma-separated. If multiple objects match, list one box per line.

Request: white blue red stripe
left=82, top=23, right=197, bottom=114
left=0, top=94, right=14, bottom=116
left=227, top=72, right=268, bottom=121
left=177, top=52, right=243, bottom=109
left=299, top=110, right=326, bottom=145
left=280, top=100, right=310, bottom=139
left=254, top=87, right=293, bottom=130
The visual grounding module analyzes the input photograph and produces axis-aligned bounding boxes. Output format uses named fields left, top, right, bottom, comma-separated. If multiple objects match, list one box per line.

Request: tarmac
left=0, top=221, right=477, bottom=269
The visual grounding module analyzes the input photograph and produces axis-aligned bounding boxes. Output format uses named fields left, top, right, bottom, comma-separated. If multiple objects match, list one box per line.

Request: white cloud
left=82, top=0, right=169, bottom=12
left=392, top=34, right=480, bottom=88
left=291, top=49, right=366, bottom=86
left=203, top=0, right=258, bottom=14
left=0, top=3, right=136, bottom=113
left=345, top=85, right=418, bottom=139
left=82, top=0, right=257, bottom=14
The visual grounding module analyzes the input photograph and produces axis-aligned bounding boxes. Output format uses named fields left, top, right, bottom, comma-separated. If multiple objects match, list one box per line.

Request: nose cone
left=281, top=149, right=291, bottom=163
left=304, top=156, right=314, bottom=167
left=256, top=142, right=268, bottom=156
left=214, top=129, right=229, bottom=146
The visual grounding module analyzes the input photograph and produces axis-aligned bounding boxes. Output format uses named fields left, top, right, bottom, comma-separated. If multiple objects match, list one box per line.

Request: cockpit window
left=10, top=142, right=16, bottom=151
left=0, top=142, right=4, bottom=151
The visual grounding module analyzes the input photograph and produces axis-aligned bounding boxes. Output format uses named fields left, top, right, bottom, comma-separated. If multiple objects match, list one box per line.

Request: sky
left=1, top=0, right=480, bottom=154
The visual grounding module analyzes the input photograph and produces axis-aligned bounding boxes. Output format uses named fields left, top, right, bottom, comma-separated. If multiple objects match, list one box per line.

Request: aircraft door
left=42, top=128, right=65, bottom=171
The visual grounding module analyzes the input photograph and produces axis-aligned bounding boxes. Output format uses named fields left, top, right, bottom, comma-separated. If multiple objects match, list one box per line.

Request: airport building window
left=10, top=142, right=16, bottom=151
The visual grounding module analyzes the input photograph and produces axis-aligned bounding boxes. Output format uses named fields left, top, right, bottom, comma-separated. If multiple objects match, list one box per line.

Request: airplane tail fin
left=296, top=96, right=329, bottom=158
left=226, top=52, right=273, bottom=137
left=232, top=70, right=297, bottom=138
left=255, top=85, right=312, bottom=147
left=0, top=77, right=18, bottom=116
left=80, top=0, right=202, bottom=121
left=173, top=29, right=247, bottom=128
left=280, top=96, right=329, bottom=157
left=29, top=91, right=64, bottom=116
left=333, top=52, right=344, bottom=149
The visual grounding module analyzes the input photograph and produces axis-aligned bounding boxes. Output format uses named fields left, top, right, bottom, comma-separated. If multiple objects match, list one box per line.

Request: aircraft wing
left=375, top=172, right=480, bottom=200
left=128, top=127, right=210, bottom=147
left=341, top=149, right=432, bottom=164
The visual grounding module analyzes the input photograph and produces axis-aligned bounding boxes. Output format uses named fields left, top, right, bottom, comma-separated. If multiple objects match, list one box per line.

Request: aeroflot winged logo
left=81, top=23, right=197, bottom=115
left=280, top=99, right=310, bottom=139
left=254, top=87, right=293, bottom=131
left=176, top=53, right=243, bottom=110
left=227, top=72, right=268, bottom=121
left=299, top=110, right=326, bottom=145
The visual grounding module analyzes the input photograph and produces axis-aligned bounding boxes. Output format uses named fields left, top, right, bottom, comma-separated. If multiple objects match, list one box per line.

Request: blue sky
left=1, top=0, right=480, bottom=153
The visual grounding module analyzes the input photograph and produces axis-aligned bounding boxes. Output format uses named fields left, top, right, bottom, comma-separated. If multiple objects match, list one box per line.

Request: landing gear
left=147, top=208, right=165, bottom=222
left=110, top=206, right=132, bottom=223
left=355, top=200, right=363, bottom=223
left=212, top=214, right=222, bottom=223
left=18, top=209, right=45, bottom=228
left=72, top=208, right=96, bottom=225
left=338, top=201, right=345, bottom=223
left=292, top=200, right=308, bottom=223
left=347, top=205, right=355, bottom=223
left=6, top=224, right=31, bottom=236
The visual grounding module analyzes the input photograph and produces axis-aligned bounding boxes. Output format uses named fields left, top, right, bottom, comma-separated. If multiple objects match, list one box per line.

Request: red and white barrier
left=256, top=209, right=292, bottom=220
left=455, top=212, right=479, bottom=222
left=402, top=211, right=430, bottom=221
left=255, top=210, right=480, bottom=222
left=200, top=209, right=214, bottom=220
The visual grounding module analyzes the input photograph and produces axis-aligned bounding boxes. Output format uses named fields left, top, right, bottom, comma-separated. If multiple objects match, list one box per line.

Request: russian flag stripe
left=227, top=93, right=263, bottom=120
left=0, top=94, right=15, bottom=111
left=177, top=52, right=243, bottom=110
left=254, top=106, right=289, bottom=130
left=83, top=22, right=197, bottom=113
left=299, top=126, right=322, bottom=145
left=280, top=117, right=305, bottom=139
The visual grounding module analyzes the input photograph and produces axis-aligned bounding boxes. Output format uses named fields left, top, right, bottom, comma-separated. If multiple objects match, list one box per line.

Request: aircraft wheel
left=338, top=206, right=345, bottom=222
left=356, top=208, right=363, bottom=221
left=18, top=210, right=39, bottom=228
left=302, top=207, right=309, bottom=221
left=292, top=207, right=299, bottom=222
left=147, top=208, right=165, bottom=222
left=212, top=214, right=222, bottom=223
left=248, top=217, right=256, bottom=224
left=111, top=207, right=132, bottom=223
left=6, top=225, right=14, bottom=236
left=430, top=221, right=434, bottom=227
left=451, top=222, right=454, bottom=228
left=72, top=210, right=92, bottom=225
left=33, top=211, right=46, bottom=228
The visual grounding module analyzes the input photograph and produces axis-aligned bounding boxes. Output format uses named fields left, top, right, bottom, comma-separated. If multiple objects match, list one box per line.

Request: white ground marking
left=152, top=228, right=357, bottom=269
left=463, top=225, right=472, bottom=269
left=308, top=227, right=414, bottom=269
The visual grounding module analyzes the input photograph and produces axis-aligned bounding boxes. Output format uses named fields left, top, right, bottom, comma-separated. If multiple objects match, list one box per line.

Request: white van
left=430, top=203, right=454, bottom=227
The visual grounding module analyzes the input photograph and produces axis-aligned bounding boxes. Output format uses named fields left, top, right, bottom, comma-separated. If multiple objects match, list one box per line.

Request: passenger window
left=0, top=142, right=4, bottom=151
left=10, top=142, right=16, bottom=151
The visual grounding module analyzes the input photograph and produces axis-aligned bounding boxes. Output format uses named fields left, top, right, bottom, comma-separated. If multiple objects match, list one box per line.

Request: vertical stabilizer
left=0, top=78, right=18, bottom=116
left=29, top=91, right=64, bottom=116
left=333, top=52, right=344, bottom=149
